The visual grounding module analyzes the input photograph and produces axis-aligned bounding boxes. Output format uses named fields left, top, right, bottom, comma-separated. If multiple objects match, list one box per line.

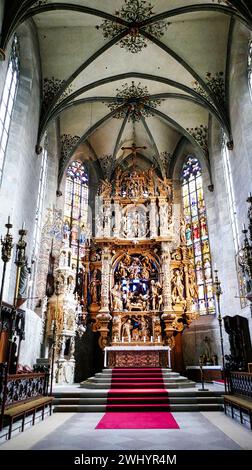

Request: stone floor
left=0, top=410, right=251, bottom=451
left=0, top=382, right=251, bottom=451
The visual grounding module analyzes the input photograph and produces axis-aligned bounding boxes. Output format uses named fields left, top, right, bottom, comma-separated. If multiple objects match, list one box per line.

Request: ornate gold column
left=161, top=242, right=172, bottom=311
left=100, top=246, right=111, bottom=312
left=160, top=241, right=176, bottom=348
left=98, top=245, right=112, bottom=348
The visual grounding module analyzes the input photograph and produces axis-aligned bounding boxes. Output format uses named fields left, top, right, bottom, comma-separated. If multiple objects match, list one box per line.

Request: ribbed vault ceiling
left=1, top=1, right=252, bottom=182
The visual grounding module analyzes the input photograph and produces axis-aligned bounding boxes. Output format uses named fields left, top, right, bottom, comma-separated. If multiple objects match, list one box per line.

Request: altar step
left=53, top=391, right=224, bottom=412
left=80, top=368, right=194, bottom=389
left=52, top=367, right=223, bottom=412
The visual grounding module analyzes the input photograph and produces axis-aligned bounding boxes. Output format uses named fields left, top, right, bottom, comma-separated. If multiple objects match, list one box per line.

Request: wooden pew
left=0, top=364, right=53, bottom=439
left=224, top=371, right=252, bottom=430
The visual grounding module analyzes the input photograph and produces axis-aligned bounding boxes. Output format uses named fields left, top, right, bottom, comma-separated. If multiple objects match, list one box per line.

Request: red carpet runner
left=96, top=368, right=180, bottom=429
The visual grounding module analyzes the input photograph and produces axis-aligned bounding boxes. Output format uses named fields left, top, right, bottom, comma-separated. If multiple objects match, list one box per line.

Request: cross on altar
left=121, top=142, right=147, bottom=167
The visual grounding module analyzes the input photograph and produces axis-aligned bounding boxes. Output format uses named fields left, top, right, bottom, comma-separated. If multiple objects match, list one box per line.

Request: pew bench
left=3, top=395, right=53, bottom=440
left=224, top=394, right=252, bottom=429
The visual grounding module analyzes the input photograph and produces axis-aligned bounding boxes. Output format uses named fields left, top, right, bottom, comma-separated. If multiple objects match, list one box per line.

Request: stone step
left=53, top=396, right=223, bottom=405
left=53, top=389, right=224, bottom=398
left=82, top=377, right=191, bottom=385
left=53, top=403, right=223, bottom=413
left=80, top=381, right=196, bottom=389
left=94, top=372, right=180, bottom=378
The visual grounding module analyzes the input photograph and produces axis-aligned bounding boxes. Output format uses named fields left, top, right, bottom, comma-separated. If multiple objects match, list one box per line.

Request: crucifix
left=121, top=142, right=147, bottom=168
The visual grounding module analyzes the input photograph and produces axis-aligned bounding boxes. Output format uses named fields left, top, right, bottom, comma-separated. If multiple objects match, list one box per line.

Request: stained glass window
left=181, top=156, right=215, bottom=315
left=63, top=161, right=89, bottom=261
left=0, top=34, right=19, bottom=184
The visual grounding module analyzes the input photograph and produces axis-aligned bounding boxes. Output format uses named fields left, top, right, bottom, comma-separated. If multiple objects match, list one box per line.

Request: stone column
left=103, top=199, right=111, bottom=238
left=149, top=198, right=157, bottom=238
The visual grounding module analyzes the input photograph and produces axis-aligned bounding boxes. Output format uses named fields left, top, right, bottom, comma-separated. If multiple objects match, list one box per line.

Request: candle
left=7, top=215, right=10, bottom=224
left=151, top=336, right=153, bottom=343
left=143, top=336, right=146, bottom=343
left=248, top=192, right=252, bottom=198
left=122, top=337, right=124, bottom=343
left=22, top=221, right=25, bottom=230
left=214, top=263, right=217, bottom=271
left=158, top=336, right=160, bottom=342
left=242, top=223, right=246, bottom=231
left=128, top=337, right=130, bottom=342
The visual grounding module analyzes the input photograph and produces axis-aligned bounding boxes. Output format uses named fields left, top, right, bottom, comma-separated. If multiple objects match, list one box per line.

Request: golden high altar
left=81, top=167, right=199, bottom=368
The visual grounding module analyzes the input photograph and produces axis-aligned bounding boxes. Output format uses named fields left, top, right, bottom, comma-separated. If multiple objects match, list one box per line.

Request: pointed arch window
left=63, top=161, right=89, bottom=260
left=181, top=156, right=215, bottom=315
left=0, top=34, right=19, bottom=184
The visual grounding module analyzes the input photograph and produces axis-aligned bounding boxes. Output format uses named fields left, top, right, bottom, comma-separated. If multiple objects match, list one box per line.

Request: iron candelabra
left=49, top=277, right=61, bottom=395
left=0, top=217, right=13, bottom=331
left=213, top=268, right=227, bottom=392
left=239, top=193, right=252, bottom=316
left=7, top=225, right=27, bottom=373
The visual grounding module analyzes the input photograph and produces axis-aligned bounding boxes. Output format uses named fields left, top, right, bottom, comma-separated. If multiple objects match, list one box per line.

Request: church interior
left=0, top=0, right=252, bottom=453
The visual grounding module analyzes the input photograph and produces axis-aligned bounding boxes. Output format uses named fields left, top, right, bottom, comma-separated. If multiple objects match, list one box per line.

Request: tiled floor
left=0, top=410, right=251, bottom=451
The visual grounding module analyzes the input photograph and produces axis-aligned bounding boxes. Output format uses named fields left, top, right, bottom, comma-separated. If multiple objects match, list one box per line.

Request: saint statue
left=188, top=265, right=198, bottom=300
left=150, top=280, right=158, bottom=310
left=18, top=257, right=31, bottom=305
left=121, top=318, right=132, bottom=341
left=171, top=269, right=184, bottom=303
left=111, top=283, right=123, bottom=311
left=90, top=269, right=100, bottom=304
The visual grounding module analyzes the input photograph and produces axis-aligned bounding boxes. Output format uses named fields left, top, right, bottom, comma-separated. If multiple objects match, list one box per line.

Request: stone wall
left=0, top=20, right=42, bottom=303
left=0, top=21, right=53, bottom=366
left=227, top=21, right=252, bottom=332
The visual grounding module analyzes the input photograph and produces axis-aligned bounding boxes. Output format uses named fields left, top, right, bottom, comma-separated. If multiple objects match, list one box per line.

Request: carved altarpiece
left=83, top=169, right=199, bottom=366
